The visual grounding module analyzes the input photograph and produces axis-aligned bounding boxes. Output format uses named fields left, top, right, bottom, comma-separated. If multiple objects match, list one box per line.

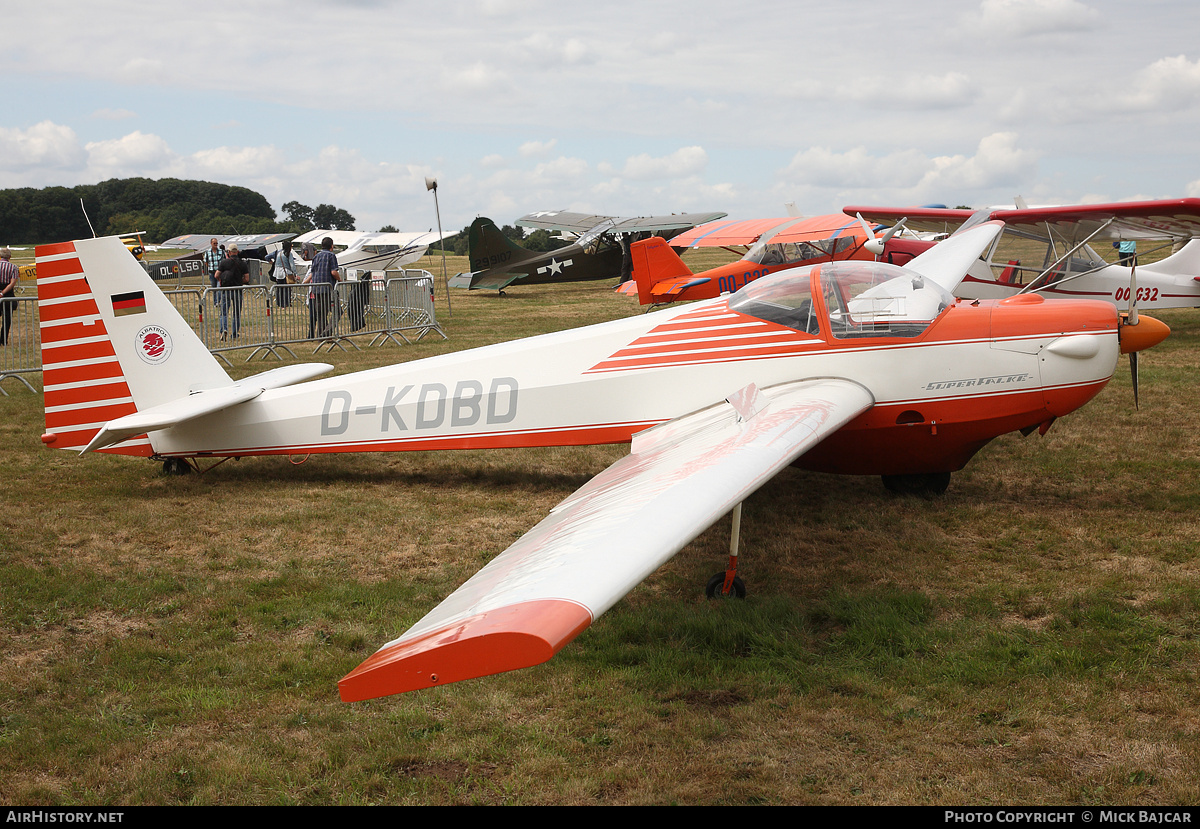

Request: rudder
left=630, top=236, right=693, bottom=305
left=37, top=236, right=233, bottom=455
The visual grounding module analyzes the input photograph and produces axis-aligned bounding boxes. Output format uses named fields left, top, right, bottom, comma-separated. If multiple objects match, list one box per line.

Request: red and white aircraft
left=626, top=213, right=899, bottom=305
left=847, top=199, right=1200, bottom=310
left=34, top=225, right=1168, bottom=701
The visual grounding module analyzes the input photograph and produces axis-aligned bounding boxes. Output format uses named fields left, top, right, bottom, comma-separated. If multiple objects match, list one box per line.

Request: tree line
left=0, top=178, right=358, bottom=244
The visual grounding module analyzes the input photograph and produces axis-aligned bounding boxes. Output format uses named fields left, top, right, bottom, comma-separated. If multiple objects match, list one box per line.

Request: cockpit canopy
left=743, top=235, right=859, bottom=267
left=729, top=261, right=955, bottom=339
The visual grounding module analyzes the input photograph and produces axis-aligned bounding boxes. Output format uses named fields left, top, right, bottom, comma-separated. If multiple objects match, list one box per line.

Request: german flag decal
left=111, top=291, right=146, bottom=316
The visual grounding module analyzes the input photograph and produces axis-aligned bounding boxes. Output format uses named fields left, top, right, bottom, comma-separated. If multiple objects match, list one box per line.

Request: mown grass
left=2, top=248, right=1200, bottom=804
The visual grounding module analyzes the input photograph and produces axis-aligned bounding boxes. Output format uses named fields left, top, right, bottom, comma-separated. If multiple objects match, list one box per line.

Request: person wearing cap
left=215, top=244, right=250, bottom=341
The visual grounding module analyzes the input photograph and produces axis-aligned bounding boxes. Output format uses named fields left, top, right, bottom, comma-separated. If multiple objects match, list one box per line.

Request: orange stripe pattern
left=587, top=305, right=816, bottom=374
left=36, top=245, right=151, bottom=457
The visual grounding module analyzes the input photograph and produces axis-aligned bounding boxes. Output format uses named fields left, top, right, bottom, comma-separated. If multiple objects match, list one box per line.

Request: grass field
left=2, top=247, right=1200, bottom=804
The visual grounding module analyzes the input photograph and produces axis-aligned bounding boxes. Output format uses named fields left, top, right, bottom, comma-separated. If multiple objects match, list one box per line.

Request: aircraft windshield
left=728, top=262, right=950, bottom=339
left=819, top=262, right=949, bottom=339
left=728, top=271, right=821, bottom=335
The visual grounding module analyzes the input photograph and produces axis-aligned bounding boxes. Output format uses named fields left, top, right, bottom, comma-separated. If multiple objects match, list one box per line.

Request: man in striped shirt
left=0, top=248, right=18, bottom=345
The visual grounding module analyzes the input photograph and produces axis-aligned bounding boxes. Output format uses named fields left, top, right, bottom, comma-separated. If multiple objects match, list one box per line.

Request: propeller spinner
left=856, top=213, right=908, bottom=257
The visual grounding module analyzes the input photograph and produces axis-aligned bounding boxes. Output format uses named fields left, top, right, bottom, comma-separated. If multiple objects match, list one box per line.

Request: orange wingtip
left=338, top=599, right=593, bottom=702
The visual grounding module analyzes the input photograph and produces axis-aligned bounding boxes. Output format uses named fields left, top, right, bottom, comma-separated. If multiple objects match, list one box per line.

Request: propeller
left=856, top=213, right=908, bottom=256
left=1117, top=258, right=1171, bottom=409
left=1129, top=261, right=1139, bottom=408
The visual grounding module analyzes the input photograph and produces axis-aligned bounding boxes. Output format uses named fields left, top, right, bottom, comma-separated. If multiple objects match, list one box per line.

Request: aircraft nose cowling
left=1119, top=314, right=1170, bottom=354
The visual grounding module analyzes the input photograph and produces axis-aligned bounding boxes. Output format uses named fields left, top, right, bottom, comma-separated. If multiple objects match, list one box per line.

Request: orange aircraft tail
left=631, top=237, right=692, bottom=305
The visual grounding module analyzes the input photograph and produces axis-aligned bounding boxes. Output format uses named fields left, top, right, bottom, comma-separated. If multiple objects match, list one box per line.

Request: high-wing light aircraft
left=34, top=225, right=1168, bottom=701
left=158, top=232, right=298, bottom=261
left=466, top=210, right=727, bottom=293
left=846, top=199, right=1200, bottom=310
left=627, top=214, right=902, bottom=305
left=290, top=229, right=439, bottom=275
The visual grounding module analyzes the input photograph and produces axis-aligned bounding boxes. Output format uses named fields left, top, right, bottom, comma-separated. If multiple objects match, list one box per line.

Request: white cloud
left=841, top=72, right=976, bottom=110
left=916, top=132, right=1037, bottom=191
left=85, top=132, right=176, bottom=178
left=782, top=133, right=1038, bottom=200
left=188, top=145, right=288, bottom=180
left=519, top=139, right=557, bottom=158
left=1119, top=55, right=1200, bottom=110
left=0, top=122, right=87, bottom=172
left=601, top=146, right=708, bottom=181
left=973, top=0, right=1101, bottom=37
left=518, top=32, right=595, bottom=66
left=782, top=145, right=932, bottom=189
left=441, top=61, right=509, bottom=96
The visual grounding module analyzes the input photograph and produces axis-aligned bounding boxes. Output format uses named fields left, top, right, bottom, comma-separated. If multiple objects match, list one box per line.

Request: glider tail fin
left=36, top=236, right=233, bottom=455
left=630, top=236, right=693, bottom=305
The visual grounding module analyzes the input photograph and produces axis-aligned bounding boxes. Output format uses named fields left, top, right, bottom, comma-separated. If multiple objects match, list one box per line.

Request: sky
left=2, top=0, right=1199, bottom=237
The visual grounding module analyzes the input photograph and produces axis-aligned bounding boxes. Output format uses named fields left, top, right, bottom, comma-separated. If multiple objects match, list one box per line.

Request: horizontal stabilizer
left=468, top=270, right=523, bottom=291
left=654, top=276, right=711, bottom=297
left=83, top=385, right=264, bottom=453
left=82, top=363, right=334, bottom=453
left=237, top=363, right=334, bottom=391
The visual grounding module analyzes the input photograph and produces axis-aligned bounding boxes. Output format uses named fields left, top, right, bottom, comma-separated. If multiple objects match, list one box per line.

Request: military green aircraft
left=466, top=210, right=727, bottom=293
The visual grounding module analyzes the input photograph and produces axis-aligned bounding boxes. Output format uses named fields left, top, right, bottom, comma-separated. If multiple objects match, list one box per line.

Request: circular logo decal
left=135, top=325, right=173, bottom=365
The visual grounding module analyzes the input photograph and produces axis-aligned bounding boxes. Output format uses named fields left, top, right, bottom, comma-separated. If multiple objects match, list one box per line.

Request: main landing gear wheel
left=162, top=458, right=192, bottom=476
left=706, top=572, right=746, bottom=599
left=881, top=472, right=951, bottom=496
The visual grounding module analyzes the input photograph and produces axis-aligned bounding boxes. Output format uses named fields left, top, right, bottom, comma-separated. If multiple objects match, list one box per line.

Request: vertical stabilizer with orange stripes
left=36, top=236, right=233, bottom=455
left=630, top=236, right=692, bottom=305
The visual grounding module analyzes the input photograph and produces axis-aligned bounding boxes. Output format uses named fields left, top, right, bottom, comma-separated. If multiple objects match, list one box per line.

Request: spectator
left=0, top=248, right=18, bottom=345
left=215, top=244, right=250, bottom=341
left=304, top=236, right=340, bottom=338
left=203, top=237, right=223, bottom=288
left=267, top=240, right=296, bottom=307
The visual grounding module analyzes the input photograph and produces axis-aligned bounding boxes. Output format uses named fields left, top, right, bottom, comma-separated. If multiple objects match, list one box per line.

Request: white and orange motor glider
left=34, top=222, right=1168, bottom=701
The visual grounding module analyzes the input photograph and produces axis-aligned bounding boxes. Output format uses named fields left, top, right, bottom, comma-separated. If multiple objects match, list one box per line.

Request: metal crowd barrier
left=263, top=270, right=445, bottom=357
left=1, top=269, right=446, bottom=392
left=0, top=296, right=40, bottom=395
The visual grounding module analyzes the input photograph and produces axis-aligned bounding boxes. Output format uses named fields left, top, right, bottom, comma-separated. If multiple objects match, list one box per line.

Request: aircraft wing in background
left=670, top=215, right=868, bottom=249
left=846, top=198, right=1200, bottom=241
left=515, top=210, right=728, bottom=237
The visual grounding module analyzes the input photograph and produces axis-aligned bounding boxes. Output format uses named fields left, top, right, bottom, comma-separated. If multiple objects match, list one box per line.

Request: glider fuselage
left=151, top=266, right=1121, bottom=478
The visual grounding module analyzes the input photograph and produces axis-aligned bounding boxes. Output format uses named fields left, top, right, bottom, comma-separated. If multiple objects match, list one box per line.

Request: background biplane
left=847, top=198, right=1200, bottom=310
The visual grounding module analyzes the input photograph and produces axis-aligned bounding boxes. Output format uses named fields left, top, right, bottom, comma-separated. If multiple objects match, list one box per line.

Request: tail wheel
left=162, top=458, right=193, bottom=476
